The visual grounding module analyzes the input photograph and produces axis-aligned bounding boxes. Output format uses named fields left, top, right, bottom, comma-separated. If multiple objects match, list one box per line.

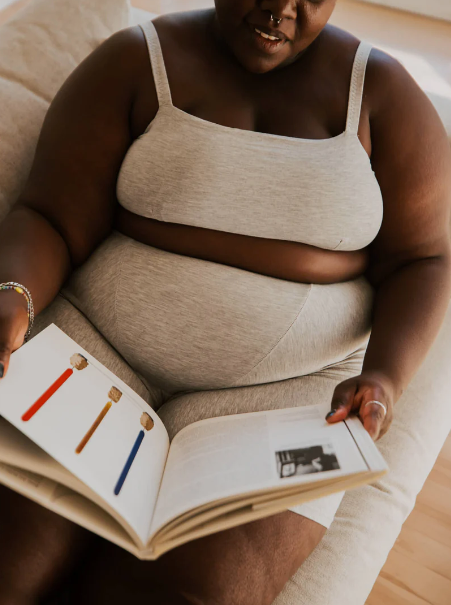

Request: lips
left=243, top=19, right=290, bottom=56
left=247, top=21, right=288, bottom=43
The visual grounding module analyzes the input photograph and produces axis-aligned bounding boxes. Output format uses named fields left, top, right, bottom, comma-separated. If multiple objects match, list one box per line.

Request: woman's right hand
left=0, top=290, right=29, bottom=379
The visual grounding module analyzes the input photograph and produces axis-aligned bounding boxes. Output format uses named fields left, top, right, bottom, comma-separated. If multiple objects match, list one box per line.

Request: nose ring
left=270, top=13, right=282, bottom=25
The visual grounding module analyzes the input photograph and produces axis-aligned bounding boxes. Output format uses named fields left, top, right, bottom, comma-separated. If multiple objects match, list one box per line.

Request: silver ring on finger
left=364, top=400, right=387, bottom=417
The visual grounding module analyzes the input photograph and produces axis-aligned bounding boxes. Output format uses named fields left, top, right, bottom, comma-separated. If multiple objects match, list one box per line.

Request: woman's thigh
left=232, top=276, right=373, bottom=388
left=74, top=511, right=325, bottom=605
left=0, top=485, right=92, bottom=605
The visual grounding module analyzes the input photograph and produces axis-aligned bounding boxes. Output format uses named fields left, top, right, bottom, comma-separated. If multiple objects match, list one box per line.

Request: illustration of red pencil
left=76, top=386, right=122, bottom=454
left=114, top=412, right=155, bottom=495
left=22, top=353, right=89, bottom=422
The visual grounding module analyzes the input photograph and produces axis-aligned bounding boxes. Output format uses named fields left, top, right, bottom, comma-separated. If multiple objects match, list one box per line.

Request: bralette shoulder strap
left=139, top=20, right=173, bottom=107
left=345, top=41, right=373, bottom=134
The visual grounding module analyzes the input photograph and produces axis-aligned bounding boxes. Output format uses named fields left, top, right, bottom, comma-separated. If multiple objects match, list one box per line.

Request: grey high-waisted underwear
left=32, top=231, right=374, bottom=528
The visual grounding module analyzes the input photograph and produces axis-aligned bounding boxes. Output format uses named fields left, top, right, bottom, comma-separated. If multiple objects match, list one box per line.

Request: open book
left=0, top=324, right=388, bottom=560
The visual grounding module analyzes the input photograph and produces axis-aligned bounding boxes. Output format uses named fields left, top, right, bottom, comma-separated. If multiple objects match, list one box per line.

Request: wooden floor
left=366, top=435, right=451, bottom=604
left=1, top=1, right=451, bottom=604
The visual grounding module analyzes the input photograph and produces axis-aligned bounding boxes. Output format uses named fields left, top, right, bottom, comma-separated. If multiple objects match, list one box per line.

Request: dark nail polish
left=325, top=410, right=336, bottom=420
left=0, top=363, right=4, bottom=378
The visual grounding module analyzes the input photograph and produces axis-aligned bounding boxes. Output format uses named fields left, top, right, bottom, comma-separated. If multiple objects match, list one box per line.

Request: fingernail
left=325, top=410, right=336, bottom=420
left=0, top=363, right=4, bottom=378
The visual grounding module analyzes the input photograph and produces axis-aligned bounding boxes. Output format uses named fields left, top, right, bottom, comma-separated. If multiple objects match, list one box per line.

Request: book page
left=0, top=324, right=169, bottom=545
left=0, top=461, right=150, bottom=557
left=0, top=418, right=146, bottom=547
left=150, top=402, right=382, bottom=536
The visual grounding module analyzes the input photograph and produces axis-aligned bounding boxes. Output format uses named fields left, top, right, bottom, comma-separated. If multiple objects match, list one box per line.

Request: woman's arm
left=0, top=26, right=150, bottom=375
left=363, top=51, right=451, bottom=397
left=327, top=49, right=451, bottom=439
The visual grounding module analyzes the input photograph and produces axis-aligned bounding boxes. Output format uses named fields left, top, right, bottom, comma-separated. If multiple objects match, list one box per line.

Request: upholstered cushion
left=429, top=92, right=451, bottom=140
left=0, top=0, right=130, bottom=222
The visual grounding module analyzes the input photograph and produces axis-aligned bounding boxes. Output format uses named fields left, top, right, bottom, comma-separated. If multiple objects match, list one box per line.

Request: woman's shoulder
left=322, top=24, right=434, bottom=135
left=321, top=24, right=414, bottom=88
left=145, top=10, right=213, bottom=56
left=92, top=14, right=199, bottom=87
left=330, top=24, right=430, bottom=118
left=320, top=23, right=409, bottom=93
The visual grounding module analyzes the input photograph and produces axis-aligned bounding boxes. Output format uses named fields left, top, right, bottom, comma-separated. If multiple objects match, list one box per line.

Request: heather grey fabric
left=116, top=20, right=383, bottom=252
left=59, top=190, right=374, bottom=527
left=63, top=232, right=373, bottom=394
left=61, top=227, right=374, bottom=531
left=32, top=285, right=371, bottom=529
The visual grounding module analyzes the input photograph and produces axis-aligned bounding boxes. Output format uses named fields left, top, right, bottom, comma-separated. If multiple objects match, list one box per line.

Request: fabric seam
left=231, top=283, right=313, bottom=386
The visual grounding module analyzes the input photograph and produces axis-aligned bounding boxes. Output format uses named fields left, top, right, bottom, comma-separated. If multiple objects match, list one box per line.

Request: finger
left=360, top=401, right=387, bottom=441
left=0, top=314, right=27, bottom=380
left=326, top=379, right=358, bottom=423
left=0, top=341, right=12, bottom=380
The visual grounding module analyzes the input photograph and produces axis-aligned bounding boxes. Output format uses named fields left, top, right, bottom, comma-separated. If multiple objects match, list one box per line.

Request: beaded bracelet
left=0, top=282, right=35, bottom=341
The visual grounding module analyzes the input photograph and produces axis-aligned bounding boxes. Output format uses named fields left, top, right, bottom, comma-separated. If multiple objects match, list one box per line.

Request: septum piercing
left=270, top=13, right=282, bottom=25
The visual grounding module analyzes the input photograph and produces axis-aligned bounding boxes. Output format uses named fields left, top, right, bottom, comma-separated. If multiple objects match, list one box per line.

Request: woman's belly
left=115, top=208, right=369, bottom=284
left=63, top=232, right=374, bottom=393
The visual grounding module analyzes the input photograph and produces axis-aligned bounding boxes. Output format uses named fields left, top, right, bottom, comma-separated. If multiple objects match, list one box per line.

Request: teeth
left=254, top=27, right=281, bottom=41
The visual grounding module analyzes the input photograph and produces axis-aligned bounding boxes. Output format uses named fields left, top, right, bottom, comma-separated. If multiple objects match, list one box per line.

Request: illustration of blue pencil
left=114, top=412, right=154, bottom=496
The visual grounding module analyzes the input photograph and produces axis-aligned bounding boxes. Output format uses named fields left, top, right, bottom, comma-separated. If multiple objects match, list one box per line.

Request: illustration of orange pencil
left=22, top=354, right=89, bottom=422
left=76, top=386, right=122, bottom=454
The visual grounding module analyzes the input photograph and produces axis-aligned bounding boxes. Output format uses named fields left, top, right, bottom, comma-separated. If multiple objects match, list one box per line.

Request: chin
left=233, top=46, right=289, bottom=74
left=242, top=58, right=279, bottom=74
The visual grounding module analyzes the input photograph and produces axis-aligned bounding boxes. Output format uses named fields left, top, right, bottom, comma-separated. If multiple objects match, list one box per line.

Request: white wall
left=358, top=0, right=451, bottom=23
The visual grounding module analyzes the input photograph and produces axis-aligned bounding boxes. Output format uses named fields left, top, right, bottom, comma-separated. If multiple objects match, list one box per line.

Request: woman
left=0, top=0, right=450, bottom=603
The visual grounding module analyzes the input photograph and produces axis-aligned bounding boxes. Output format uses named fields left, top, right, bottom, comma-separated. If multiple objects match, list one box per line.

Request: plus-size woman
left=0, top=1, right=450, bottom=603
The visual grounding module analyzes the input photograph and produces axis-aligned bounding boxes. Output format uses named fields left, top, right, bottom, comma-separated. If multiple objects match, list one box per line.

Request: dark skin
left=0, top=1, right=451, bottom=604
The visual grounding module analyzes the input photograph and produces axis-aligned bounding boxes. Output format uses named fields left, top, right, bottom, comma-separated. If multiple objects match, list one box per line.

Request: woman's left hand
left=325, top=370, right=395, bottom=441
